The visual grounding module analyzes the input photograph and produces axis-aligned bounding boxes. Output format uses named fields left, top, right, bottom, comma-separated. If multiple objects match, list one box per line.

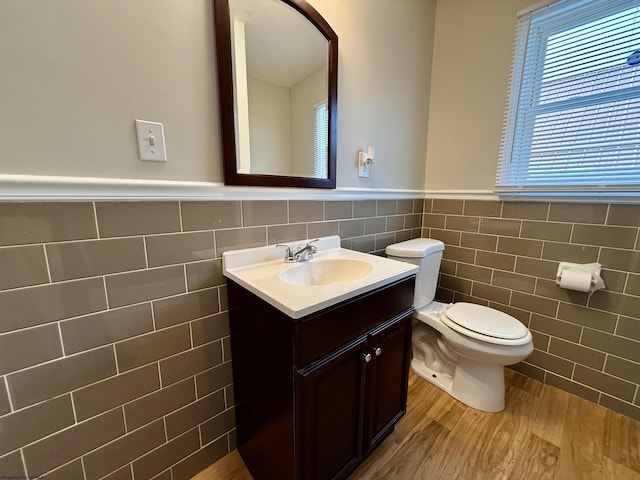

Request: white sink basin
left=222, top=235, right=418, bottom=318
left=280, top=259, right=373, bottom=286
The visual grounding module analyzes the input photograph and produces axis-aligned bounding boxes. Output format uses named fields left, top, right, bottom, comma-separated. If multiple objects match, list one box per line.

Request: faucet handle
left=275, top=244, right=294, bottom=259
left=304, top=239, right=319, bottom=257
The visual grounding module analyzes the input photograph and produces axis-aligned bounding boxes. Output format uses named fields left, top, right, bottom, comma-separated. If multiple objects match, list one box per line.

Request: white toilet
left=386, top=238, right=533, bottom=412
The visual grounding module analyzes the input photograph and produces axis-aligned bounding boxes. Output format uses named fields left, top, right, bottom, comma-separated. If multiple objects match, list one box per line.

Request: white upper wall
left=0, top=0, right=221, bottom=182
left=312, top=0, right=435, bottom=190
left=247, top=77, right=292, bottom=175
left=0, top=0, right=436, bottom=191
left=425, top=0, right=533, bottom=192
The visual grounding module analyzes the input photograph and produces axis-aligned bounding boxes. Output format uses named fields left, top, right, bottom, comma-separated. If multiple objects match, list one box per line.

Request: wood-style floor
left=193, top=370, right=640, bottom=480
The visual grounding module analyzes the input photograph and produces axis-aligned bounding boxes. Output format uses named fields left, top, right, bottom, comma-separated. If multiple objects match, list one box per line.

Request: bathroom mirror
left=214, top=0, right=337, bottom=188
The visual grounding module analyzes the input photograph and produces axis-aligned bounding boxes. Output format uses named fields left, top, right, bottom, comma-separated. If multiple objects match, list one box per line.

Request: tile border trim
left=0, top=175, right=424, bottom=201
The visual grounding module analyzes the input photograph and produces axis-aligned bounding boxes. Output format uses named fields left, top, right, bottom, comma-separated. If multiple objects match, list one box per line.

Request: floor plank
left=532, top=383, right=570, bottom=447
left=457, top=383, right=539, bottom=480
left=603, top=408, right=640, bottom=474
left=351, top=419, right=450, bottom=480
left=555, top=395, right=606, bottom=480
left=191, top=450, right=251, bottom=480
left=603, top=456, right=640, bottom=480
left=193, top=370, right=640, bottom=480
left=425, top=405, right=492, bottom=480
left=510, top=433, right=560, bottom=480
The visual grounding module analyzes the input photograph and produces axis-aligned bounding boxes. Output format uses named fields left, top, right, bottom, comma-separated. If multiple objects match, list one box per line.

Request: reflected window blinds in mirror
left=214, top=0, right=337, bottom=188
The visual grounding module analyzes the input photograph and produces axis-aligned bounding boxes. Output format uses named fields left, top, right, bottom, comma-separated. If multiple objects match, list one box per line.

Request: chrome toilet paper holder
left=555, top=261, right=603, bottom=288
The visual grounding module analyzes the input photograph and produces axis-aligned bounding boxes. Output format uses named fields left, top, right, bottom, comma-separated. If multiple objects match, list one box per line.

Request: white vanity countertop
left=222, top=236, right=418, bottom=319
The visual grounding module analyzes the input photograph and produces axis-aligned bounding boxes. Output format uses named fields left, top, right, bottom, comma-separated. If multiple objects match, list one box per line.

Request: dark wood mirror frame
left=213, top=0, right=338, bottom=188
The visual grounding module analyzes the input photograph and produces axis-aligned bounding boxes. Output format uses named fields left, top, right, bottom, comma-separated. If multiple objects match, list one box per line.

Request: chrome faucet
left=276, top=239, right=319, bottom=263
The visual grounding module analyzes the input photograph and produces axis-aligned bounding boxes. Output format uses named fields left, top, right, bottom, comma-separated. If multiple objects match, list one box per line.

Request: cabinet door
left=295, top=337, right=368, bottom=480
left=363, top=311, right=412, bottom=455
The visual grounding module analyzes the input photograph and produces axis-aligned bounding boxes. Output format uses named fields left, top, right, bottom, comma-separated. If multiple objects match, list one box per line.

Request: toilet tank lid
left=386, top=238, right=444, bottom=257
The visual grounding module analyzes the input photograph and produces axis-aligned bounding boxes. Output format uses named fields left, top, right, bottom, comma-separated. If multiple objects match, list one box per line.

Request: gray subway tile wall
left=98, top=464, right=132, bottom=480
left=0, top=245, right=49, bottom=290
left=424, top=199, right=640, bottom=421
left=0, top=278, right=107, bottom=333
left=46, top=237, right=147, bottom=281
left=60, top=304, right=155, bottom=355
left=72, top=365, right=160, bottom=422
left=95, top=202, right=182, bottom=238
left=0, top=198, right=423, bottom=479
left=8, top=347, right=118, bottom=410
left=0, top=324, right=63, bottom=375
left=0, top=382, right=10, bottom=416
left=0, top=202, right=98, bottom=246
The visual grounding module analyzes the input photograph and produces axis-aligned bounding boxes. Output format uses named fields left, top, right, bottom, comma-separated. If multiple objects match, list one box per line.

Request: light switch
left=135, top=120, right=167, bottom=162
left=358, top=146, right=375, bottom=178
left=358, top=151, right=371, bottom=177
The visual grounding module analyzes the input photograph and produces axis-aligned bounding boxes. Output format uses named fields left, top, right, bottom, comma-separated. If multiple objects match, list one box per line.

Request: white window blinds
left=313, top=101, right=328, bottom=179
left=496, top=0, right=640, bottom=197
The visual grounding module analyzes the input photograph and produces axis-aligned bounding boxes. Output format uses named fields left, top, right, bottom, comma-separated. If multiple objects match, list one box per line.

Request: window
left=496, top=0, right=640, bottom=198
left=313, top=101, right=328, bottom=179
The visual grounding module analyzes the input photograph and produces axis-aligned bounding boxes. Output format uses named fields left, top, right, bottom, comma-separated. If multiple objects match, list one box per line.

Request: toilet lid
left=443, top=303, right=529, bottom=341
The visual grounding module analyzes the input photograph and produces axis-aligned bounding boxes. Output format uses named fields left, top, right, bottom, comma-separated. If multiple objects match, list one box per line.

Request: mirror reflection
left=230, top=0, right=329, bottom=179
left=215, top=0, right=337, bottom=189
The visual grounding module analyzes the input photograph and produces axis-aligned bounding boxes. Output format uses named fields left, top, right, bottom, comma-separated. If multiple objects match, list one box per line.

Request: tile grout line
left=42, top=243, right=52, bottom=284
left=149, top=295, right=159, bottom=331
left=113, top=344, right=120, bottom=375
left=80, top=452, right=89, bottom=480
left=545, top=201, right=550, bottom=222
left=220, top=335, right=227, bottom=366
left=57, top=322, right=66, bottom=358
left=158, top=361, right=164, bottom=390
left=92, top=202, right=101, bottom=239
left=70, top=389, right=79, bottom=424
left=3, top=376, right=15, bottom=413
left=286, top=199, right=290, bottom=225
left=19, top=449, right=28, bottom=480
left=122, top=405, right=128, bottom=433
left=183, top=265, right=189, bottom=299
left=222, top=384, right=228, bottom=409
left=102, top=276, right=110, bottom=310
left=143, top=235, right=149, bottom=269
left=178, top=201, right=184, bottom=233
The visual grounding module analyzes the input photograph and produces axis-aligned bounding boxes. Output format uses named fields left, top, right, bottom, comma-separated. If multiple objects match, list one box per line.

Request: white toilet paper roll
left=558, top=268, right=593, bottom=292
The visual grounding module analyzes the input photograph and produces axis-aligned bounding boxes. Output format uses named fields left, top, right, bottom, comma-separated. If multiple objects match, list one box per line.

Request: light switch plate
left=135, top=120, right=167, bottom=162
left=358, top=151, right=370, bottom=177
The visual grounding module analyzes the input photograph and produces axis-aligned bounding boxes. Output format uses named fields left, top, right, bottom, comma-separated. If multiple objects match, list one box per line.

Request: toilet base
left=411, top=356, right=506, bottom=412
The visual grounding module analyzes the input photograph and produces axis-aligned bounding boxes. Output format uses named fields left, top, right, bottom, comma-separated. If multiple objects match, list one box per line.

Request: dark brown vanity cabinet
left=296, top=312, right=412, bottom=479
left=227, top=276, right=415, bottom=480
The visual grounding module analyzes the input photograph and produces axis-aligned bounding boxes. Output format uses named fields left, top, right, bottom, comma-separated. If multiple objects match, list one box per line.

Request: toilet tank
left=385, top=238, right=445, bottom=309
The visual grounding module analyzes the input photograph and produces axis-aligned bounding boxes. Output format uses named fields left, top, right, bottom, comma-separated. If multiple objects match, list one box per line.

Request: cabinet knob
left=363, top=353, right=372, bottom=363
left=374, top=347, right=382, bottom=357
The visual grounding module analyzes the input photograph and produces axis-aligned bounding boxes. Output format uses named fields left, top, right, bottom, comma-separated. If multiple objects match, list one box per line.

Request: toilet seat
left=441, top=303, right=532, bottom=346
